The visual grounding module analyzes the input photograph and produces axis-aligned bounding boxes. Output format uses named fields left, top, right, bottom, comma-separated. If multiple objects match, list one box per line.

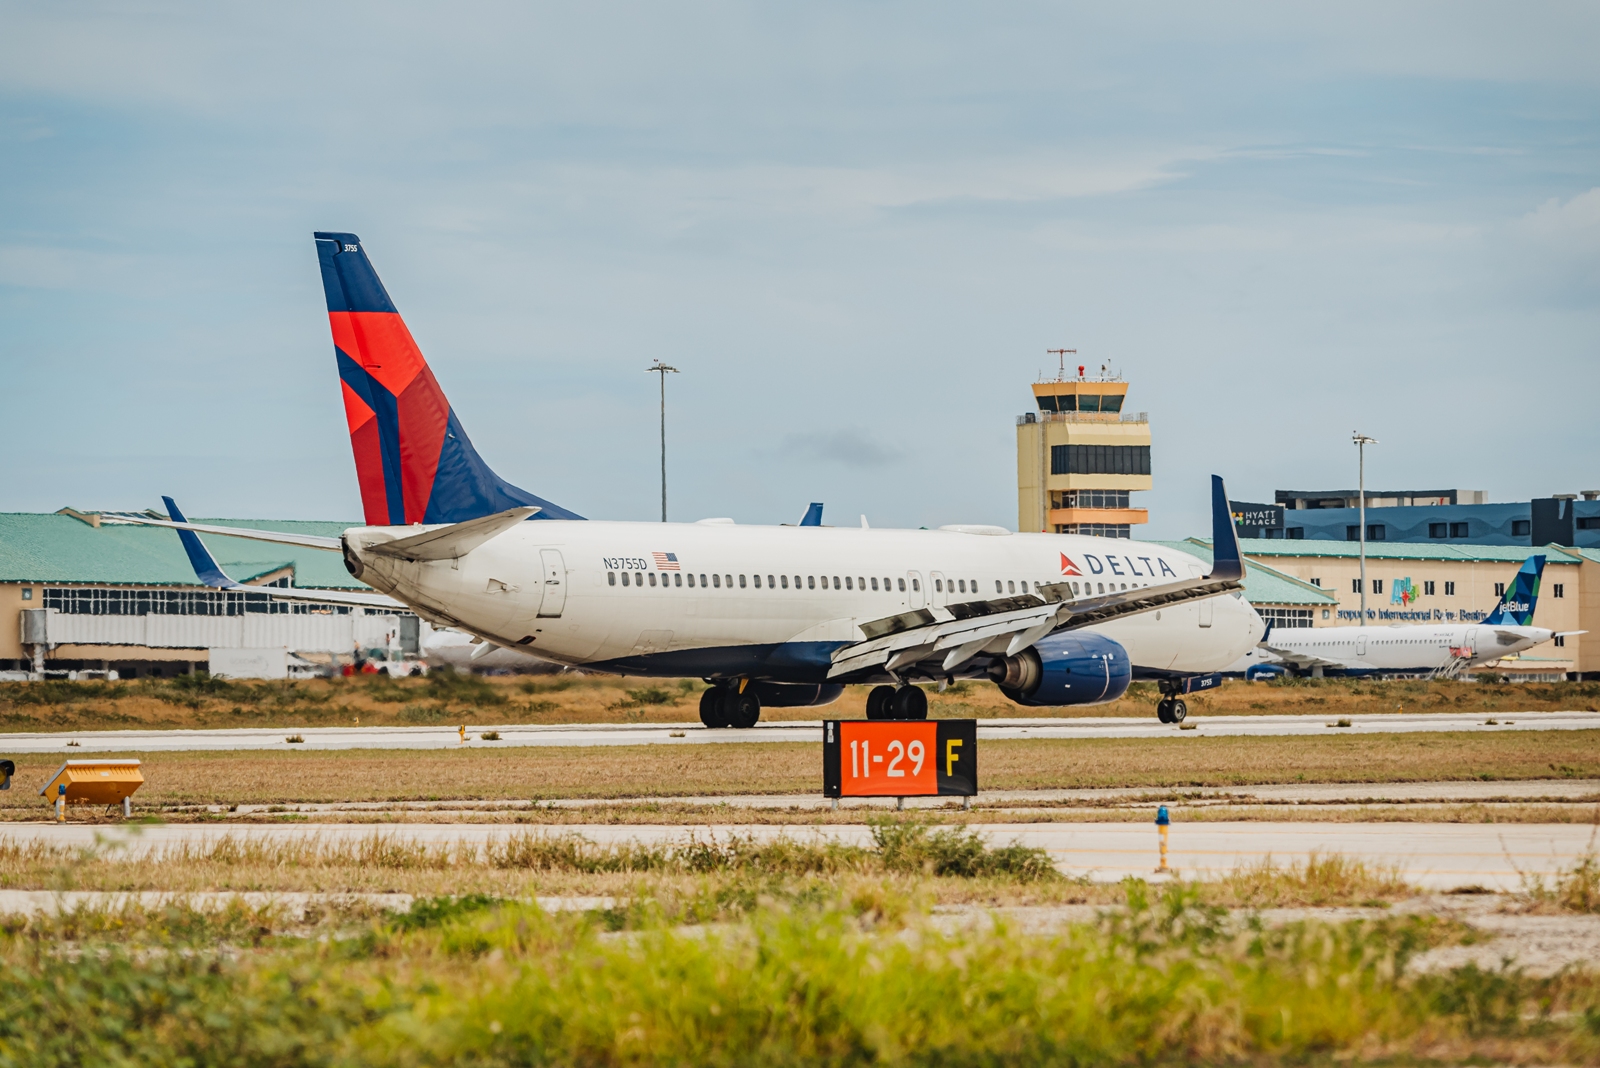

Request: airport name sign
left=822, top=720, right=977, bottom=799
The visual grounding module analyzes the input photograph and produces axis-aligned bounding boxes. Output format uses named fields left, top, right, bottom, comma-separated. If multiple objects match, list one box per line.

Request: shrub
left=399, top=702, right=450, bottom=723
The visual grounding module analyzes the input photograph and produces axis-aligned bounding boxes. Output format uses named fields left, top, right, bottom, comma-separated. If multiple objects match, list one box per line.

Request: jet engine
left=988, top=632, right=1131, bottom=707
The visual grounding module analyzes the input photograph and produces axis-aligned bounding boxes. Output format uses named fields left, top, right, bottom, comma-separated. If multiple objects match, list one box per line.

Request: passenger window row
left=606, top=572, right=911, bottom=591
left=605, top=572, right=1154, bottom=598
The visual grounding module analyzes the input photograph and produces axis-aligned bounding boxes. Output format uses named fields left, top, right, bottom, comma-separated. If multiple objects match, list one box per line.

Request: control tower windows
left=1054, top=523, right=1131, bottom=538
left=1050, top=445, right=1151, bottom=476
left=1051, top=489, right=1130, bottom=510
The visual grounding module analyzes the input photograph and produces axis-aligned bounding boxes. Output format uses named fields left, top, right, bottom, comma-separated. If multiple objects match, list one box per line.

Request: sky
left=2, top=2, right=1597, bottom=536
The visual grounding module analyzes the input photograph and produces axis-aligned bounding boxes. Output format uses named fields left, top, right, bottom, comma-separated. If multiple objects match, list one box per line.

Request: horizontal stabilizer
left=103, top=510, right=341, bottom=552
left=364, top=506, right=539, bottom=562
left=155, top=497, right=403, bottom=610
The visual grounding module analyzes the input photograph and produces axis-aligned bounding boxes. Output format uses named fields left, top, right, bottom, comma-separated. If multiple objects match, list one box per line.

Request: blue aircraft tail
left=312, top=232, right=583, bottom=525
left=799, top=503, right=823, bottom=527
left=1482, top=555, right=1544, bottom=626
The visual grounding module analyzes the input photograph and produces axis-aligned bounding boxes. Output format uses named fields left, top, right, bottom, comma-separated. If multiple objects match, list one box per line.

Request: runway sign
left=822, top=719, right=976, bottom=798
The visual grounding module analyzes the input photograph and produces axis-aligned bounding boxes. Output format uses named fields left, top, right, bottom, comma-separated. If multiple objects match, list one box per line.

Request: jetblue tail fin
left=312, top=233, right=582, bottom=526
left=799, top=503, right=823, bottom=527
left=1483, top=555, right=1544, bottom=626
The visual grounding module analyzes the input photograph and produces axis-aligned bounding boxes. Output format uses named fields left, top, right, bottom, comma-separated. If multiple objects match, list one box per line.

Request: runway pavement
left=2, top=710, right=1596, bottom=753
left=3, top=820, right=1593, bottom=890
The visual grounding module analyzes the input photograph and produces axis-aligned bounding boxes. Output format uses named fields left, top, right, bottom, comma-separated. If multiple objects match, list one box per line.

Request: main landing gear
left=699, top=683, right=760, bottom=730
left=864, top=685, right=928, bottom=721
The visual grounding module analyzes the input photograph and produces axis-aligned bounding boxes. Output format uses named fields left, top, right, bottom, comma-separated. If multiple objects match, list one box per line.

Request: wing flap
left=826, top=474, right=1248, bottom=680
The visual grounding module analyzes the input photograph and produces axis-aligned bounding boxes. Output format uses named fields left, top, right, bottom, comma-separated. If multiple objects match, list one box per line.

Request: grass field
left=1, top=731, right=1595, bottom=814
left=3, top=672, right=1597, bottom=732
left=1, top=872, right=1597, bottom=1065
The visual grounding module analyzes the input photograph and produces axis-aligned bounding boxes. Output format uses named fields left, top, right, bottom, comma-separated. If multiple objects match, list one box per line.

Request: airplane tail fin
left=1482, top=555, right=1544, bottom=626
left=312, top=233, right=582, bottom=526
left=799, top=503, right=823, bottom=527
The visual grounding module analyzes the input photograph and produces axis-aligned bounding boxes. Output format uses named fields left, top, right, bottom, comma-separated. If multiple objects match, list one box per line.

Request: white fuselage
left=343, top=520, right=1264, bottom=684
left=1247, top=622, right=1555, bottom=675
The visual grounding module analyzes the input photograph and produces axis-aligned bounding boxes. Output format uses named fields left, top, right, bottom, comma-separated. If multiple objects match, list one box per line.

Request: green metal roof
left=1152, top=540, right=1337, bottom=606
left=1233, top=538, right=1583, bottom=566
left=0, top=513, right=363, bottom=588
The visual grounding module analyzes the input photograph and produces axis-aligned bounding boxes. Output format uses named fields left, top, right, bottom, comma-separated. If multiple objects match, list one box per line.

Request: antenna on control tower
left=1047, top=348, right=1077, bottom=382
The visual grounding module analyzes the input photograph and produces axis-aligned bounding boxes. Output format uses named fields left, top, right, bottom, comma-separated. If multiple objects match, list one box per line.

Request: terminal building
left=0, top=509, right=417, bottom=678
left=1016, top=365, right=1151, bottom=537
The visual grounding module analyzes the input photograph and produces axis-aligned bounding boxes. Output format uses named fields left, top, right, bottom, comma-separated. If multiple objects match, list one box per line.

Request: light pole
left=647, top=360, right=679, bottom=522
left=1352, top=432, right=1378, bottom=621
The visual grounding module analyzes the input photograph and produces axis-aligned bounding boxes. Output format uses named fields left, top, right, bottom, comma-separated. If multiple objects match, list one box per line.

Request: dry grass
left=1, top=730, right=1594, bottom=814
left=0, top=828, right=1094, bottom=905
left=2, top=673, right=1597, bottom=732
left=0, top=830, right=1433, bottom=910
left=1208, top=851, right=1413, bottom=907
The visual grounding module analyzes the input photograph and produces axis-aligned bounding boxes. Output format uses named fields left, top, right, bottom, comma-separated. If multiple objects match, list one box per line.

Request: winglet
left=1208, top=475, right=1245, bottom=582
left=162, top=496, right=243, bottom=590
left=800, top=503, right=824, bottom=527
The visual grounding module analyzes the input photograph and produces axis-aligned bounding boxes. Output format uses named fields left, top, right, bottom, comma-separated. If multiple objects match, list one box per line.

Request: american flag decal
left=652, top=552, right=680, bottom=571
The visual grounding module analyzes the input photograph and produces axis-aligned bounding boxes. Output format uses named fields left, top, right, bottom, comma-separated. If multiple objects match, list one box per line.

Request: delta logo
left=1059, top=554, right=1083, bottom=577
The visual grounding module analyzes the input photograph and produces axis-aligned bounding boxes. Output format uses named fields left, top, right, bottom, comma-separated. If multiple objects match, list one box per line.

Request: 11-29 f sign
left=822, top=720, right=977, bottom=798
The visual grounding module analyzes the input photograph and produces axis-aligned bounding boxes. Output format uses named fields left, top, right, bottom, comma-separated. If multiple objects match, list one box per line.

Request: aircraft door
left=1356, top=634, right=1367, bottom=657
left=929, top=571, right=949, bottom=609
left=1198, top=597, right=1213, bottom=628
left=1461, top=628, right=1478, bottom=658
left=906, top=572, right=925, bottom=610
left=537, top=549, right=568, bottom=618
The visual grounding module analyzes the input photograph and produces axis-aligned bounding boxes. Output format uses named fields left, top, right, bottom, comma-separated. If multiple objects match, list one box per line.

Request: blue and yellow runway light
left=1155, top=804, right=1171, bottom=874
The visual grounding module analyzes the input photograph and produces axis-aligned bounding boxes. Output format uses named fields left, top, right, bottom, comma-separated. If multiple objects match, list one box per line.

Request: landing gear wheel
left=891, top=686, right=928, bottom=721
left=1156, top=699, right=1174, bottom=724
left=699, top=687, right=731, bottom=729
left=1169, top=699, right=1187, bottom=724
left=865, top=685, right=896, bottom=720
left=727, top=688, right=761, bottom=729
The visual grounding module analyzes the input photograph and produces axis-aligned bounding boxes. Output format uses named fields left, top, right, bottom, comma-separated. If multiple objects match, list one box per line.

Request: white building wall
left=45, top=612, right=408, bottom=654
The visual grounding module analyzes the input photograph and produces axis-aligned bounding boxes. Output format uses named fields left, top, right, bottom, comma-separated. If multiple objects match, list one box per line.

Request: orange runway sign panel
left=823, top=720, right=976, bottom=798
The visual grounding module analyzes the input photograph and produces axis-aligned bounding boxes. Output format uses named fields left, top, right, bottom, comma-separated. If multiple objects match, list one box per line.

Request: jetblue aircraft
left=115, top=232, right=1265, bottom=727
left=1236, top=556, right=1576, bottom=677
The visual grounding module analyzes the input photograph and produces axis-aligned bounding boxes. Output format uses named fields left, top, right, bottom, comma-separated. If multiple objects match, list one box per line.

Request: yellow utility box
left=38, top=759, right=144, bottom=812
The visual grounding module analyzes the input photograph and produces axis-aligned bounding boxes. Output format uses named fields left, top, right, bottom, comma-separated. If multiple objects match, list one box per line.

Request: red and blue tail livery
left=313, top=232, right=582, bottom=526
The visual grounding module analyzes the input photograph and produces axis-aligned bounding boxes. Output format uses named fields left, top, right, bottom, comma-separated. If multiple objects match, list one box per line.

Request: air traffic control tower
left=1016, top=362, right=1151, bottom=537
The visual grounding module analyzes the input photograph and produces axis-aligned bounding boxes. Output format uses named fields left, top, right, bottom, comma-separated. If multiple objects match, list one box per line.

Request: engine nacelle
left=988, top=632, right=1131, bottom=707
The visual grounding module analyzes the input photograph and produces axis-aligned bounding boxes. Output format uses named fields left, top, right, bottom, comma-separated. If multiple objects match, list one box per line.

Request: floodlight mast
left=647, top=361, right=680, bottom=522
left=1352, top=432, right=1378, bottom=620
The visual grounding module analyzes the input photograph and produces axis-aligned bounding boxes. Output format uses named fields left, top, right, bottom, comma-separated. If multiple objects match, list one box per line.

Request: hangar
left=0, top=509, right=414, bottom=679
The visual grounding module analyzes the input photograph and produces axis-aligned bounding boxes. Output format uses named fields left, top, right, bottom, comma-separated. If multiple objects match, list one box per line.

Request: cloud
left=1522, top=187, right=1600, bottom=239
left=781, top=429, right=901, bottom=468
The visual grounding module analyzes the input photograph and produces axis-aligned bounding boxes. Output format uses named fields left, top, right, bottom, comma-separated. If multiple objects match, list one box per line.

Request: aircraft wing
left=119, top=496, right=404, bottom=611
left=827, top=475, right=1247, bottom=681
left=1255, top=640, right=1372, bottom=673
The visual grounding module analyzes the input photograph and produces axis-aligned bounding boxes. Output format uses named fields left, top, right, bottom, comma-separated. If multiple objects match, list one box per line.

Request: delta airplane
left=1235, top=556, right=1577, bottom=677
left=114, top=232, right=1266, bottom=727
